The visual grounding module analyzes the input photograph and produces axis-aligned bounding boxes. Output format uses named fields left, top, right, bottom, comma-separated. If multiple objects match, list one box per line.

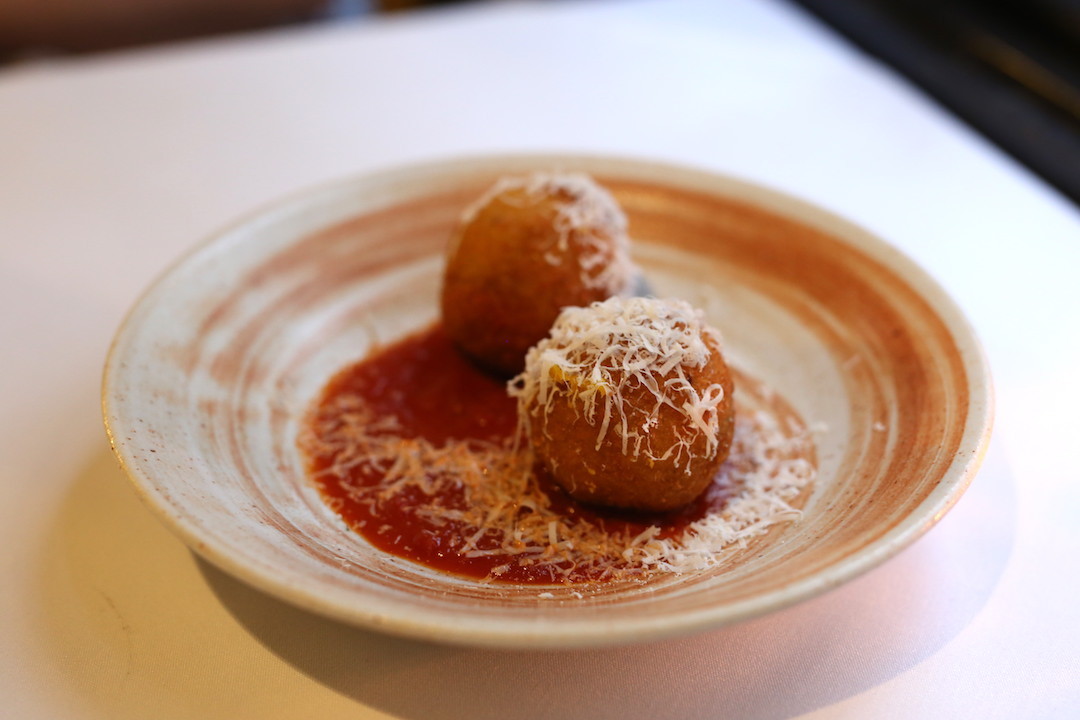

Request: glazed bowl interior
left=103, top=155, right=992, bottom=647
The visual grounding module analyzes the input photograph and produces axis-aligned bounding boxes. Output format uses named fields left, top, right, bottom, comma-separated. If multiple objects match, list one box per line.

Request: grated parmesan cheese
left=633, top=409, right=815, bottom=572
left=300, top=376, right=816, bottom=582
left=509, top=296, right=729, bottom=475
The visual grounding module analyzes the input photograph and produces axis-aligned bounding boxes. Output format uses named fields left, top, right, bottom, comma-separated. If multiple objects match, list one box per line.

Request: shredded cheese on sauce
left=636, top=410, right=815, bottom=571
left=509, top=297, right=729, bottom=474
left=300, top=384, right=816, bottom=583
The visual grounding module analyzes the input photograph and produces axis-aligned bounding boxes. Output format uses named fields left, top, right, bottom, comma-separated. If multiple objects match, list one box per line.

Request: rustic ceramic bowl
left=103, top=155, right=992, bottom=648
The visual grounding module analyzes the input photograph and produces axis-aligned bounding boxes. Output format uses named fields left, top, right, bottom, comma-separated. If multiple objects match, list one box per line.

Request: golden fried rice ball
left=441, top=172, right=636, bottom=377
left=511, top=296, right=735, bottom=512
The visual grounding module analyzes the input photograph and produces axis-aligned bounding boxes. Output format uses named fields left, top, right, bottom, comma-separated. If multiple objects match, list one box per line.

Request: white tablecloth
left=3, top=1, right=1078, bottom=717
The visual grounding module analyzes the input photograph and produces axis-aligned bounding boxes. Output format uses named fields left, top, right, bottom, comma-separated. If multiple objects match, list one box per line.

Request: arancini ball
left=510, top=296, right=735, bottom=512
left=440, top=172, right=636, bottom=377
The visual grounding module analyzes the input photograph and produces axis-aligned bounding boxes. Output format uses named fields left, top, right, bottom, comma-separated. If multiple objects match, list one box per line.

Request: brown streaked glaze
left=102, top=155, right=992, bottom=647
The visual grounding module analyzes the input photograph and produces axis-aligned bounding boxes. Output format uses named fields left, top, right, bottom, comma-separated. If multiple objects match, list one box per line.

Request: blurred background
left=1, top=0, right=1077, bottom=203
left=0, top=0, right=380, bottom=56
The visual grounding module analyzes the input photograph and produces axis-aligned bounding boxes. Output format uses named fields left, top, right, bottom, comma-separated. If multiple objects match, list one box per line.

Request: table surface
left=2, top=0, right=1078, bottom=717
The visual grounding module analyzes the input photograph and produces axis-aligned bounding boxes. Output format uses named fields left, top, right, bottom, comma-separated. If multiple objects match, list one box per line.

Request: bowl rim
left=102, top=152, right=994, bottom=648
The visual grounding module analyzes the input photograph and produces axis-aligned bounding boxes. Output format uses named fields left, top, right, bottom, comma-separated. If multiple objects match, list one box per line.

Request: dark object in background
left=0, top=0, right=475, bottom=60
left=0, top=0, right=328, bottom=55
left=789, top=0, right=1080, bottom=206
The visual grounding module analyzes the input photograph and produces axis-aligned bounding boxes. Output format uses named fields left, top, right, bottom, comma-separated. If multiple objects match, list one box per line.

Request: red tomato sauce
left=299, top=324, right=722, bottom=584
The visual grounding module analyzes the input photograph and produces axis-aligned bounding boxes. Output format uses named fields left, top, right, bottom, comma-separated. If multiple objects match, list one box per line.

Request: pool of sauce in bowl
left=300, top=324, right=727, bottom=585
